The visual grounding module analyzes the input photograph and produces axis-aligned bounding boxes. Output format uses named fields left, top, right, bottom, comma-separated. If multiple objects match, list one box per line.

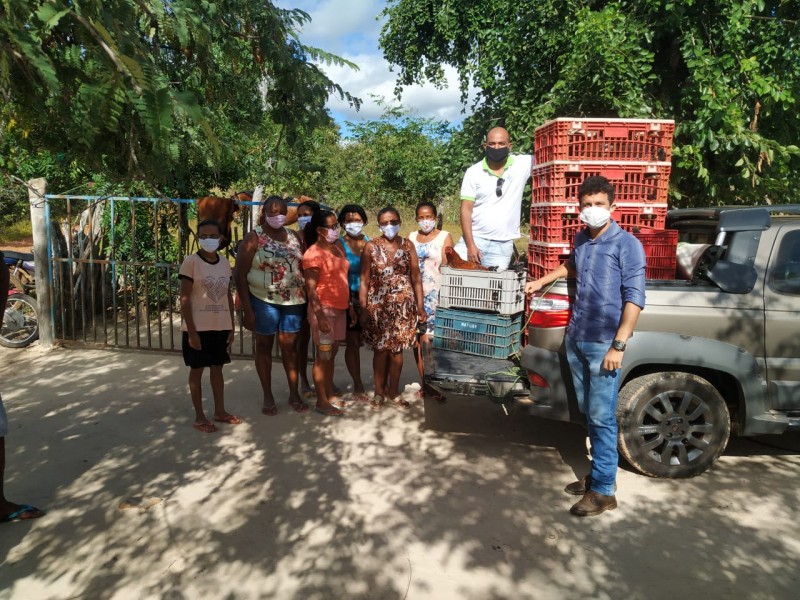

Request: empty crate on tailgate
left=433, top=307, right=523, bottom=359
left=438, top=266, right=526, bottom=315
left=534, top=118, right=675, bottom=163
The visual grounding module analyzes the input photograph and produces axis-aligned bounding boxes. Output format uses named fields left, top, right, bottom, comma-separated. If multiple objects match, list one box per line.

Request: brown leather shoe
left=564, top=476, right=617, bottom=496
left=564, top=476, right=590, bottom=496
left=570, top=491, right=617, bottom=517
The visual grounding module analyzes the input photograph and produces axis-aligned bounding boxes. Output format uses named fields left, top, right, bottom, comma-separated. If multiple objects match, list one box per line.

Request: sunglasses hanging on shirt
left=495, top=178, right=505, bottom=197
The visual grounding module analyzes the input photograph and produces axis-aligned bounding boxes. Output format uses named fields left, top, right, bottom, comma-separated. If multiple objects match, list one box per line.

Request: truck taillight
left=529, top=293, right=572, bottom=328
left=528, top=371, right=549, bottom=388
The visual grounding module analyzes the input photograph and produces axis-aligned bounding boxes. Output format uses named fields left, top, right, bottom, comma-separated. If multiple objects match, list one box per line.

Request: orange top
left=302, top=244, right=350, bottom=310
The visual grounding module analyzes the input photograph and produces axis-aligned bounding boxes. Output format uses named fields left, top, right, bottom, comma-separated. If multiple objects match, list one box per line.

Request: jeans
left=453, top=236, right=514, bottom=270
left=565, top=335, right=620, bottom=496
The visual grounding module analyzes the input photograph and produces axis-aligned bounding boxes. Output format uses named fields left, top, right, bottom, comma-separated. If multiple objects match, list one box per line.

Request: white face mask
left=417, top=219, right=436, bottom=234
left=265, top=214, right=286, bottom=229
left=199, top=238, right=220, bottom=253
left=323, top=227, right=339, bottom=243
left=297, top=215, right=312, bottom=229
left=344, top=222, right=364, bottom=237
left=580, top=206, right=612, bottom=229
left=380, top=224, right=400, bottom=240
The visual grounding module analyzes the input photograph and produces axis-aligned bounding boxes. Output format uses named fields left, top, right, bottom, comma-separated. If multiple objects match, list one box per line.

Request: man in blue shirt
left=525, top=176, right=646, bottom=516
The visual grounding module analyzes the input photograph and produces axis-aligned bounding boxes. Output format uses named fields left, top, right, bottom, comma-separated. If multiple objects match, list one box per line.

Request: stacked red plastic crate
left=528, top=118, right=677, bottom=280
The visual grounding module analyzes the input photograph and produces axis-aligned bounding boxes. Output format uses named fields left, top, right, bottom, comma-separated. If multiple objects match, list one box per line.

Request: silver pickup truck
left=426, top=205, right=800, bottom=479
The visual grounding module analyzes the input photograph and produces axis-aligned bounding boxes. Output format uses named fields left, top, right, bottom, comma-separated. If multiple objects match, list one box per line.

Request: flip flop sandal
left=214, top=414, right=243, bottom=425
left=1, top=504, right=45, bottom=523
left=370, top=394, right=386, bottom=411
left=289, top=399, right=310, bottom=413
left=330, top=398, right=350, bottom=410
left=390, top=397, right=411, bottom=411
left=315, top=405, right=343, bottom=417
left=261, top=404, right=278, bottom=416
left=193, top=422, right=217, bottom=433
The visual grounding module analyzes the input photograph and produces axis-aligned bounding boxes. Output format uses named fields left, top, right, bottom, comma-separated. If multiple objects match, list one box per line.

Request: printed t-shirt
left=179, top=253, right=233, bottom=331
left=246, top=226, right=306, bottom=305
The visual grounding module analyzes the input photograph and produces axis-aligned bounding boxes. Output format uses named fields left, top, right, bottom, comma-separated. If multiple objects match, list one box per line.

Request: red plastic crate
left=531, top=161, right=671, bottom=204
left=634, top=228, right=678, bottom=280
left=527, top=241, right=571, bottom=280
left=534, top=118, right=675, bottom=163
left=530, top=202, right=668, bottom=245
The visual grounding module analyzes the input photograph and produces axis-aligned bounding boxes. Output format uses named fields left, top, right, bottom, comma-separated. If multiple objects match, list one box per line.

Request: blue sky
left=274, top=0, right=475, bottom=131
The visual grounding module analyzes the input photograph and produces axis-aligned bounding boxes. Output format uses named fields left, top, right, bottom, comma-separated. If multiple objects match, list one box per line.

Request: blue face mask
left=380, top=224, right=400, bottom=240
left=297, top=215, right=312, bottom=230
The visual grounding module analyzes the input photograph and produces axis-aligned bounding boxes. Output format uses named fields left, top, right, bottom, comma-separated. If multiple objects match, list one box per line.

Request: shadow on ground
left=0, top=346, right=797, bottom=599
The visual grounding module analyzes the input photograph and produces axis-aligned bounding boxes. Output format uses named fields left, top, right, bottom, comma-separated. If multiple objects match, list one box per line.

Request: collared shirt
left=566, top=220, right=646, bottom=342
left=460, top=154, right=534, bottom=241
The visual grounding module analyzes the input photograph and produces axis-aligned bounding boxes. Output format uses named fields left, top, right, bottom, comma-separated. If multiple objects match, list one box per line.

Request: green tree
left=0, top=0, right=359, bottom=196
left=315, top=102, right=453, bottom=211
left=380, top=0, right=800, bottom=204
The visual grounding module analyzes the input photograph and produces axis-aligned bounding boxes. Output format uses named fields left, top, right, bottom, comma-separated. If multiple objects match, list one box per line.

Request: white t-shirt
left=460, top=154, right=534, bottom=241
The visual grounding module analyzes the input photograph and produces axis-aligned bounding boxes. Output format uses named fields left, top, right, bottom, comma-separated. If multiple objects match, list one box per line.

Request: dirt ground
left=0, top=343, right=798, bottom=600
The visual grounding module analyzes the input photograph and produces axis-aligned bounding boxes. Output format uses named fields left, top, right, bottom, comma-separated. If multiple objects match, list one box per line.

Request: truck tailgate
left=426, top=349, right=529, bottom=401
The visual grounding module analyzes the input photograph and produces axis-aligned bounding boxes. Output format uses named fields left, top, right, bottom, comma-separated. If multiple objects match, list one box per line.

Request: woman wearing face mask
left=408, top=201, right=454, bottom=396
left=359, top=206, right=425, bottom=411
left=303, top=210, right=351, bottom=416
left=295, top=198, right=321, bottom=398
left=335, top=204, right=370, bottom=402
left=235, top=195, right=308, bottom=415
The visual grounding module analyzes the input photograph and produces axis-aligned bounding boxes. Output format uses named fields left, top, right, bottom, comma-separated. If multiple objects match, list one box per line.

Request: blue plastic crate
left=433, top=307, right=523, bottom=359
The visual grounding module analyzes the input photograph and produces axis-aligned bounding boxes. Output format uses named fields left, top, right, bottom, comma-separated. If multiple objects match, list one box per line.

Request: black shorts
left=182, top=330, right=232, bottom=369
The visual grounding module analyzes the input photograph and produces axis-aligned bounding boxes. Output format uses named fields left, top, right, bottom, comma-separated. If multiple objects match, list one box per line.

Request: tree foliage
left=0, top=0, right=359, bottom=195
left=380, top=0, right=800, bottom=204
left=313, top=103, right=453, bottom=210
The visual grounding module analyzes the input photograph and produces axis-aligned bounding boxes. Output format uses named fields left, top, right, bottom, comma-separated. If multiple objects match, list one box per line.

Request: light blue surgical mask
left=298, top=215, right=312, bottom=229
left=344, top=222, right=364, bottom=237
left=380, top=224, right=400, bottom=240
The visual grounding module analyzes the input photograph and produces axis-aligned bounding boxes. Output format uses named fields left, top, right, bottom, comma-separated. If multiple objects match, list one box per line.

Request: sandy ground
left=0, top=343, right=798, bottom=600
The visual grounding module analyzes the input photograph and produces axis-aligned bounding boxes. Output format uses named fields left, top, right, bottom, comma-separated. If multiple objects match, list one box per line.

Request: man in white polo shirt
left=454, top=127, right=533, bottom=270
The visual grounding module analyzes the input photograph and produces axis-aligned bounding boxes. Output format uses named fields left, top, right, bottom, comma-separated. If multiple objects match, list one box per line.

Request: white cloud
left=276, top=0, right=477, bottom=126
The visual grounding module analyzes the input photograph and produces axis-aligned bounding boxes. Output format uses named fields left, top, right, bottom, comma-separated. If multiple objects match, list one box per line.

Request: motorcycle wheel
left=1, top=293, right=39, bottom=348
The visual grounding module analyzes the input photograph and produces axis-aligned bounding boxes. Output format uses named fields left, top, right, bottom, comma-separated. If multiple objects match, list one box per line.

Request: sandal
left=261, top=404, right=278, bottom=416
left=370, top=394, right=386, bottom=411
left=192, top=421, right=217, bottom=433
left=315, top=405, right=343, bottom=417
left=330, top=398, right=349, bottom=410
left=288, top=398, right=310, bottom=413
left=390, top=396, right=411, bottom=411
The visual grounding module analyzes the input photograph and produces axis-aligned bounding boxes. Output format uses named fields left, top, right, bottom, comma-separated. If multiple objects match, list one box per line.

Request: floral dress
left=363, top=237, right=418, bottom=352
left=409, top=230, right=449, bottom=335
left=246, top=226, right=306, bottom=304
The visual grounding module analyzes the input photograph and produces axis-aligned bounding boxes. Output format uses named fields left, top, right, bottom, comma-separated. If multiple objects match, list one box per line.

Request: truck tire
left=616, top=372, right=730, bottom=479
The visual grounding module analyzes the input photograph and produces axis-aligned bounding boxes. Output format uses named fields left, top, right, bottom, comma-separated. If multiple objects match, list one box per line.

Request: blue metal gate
left=42, top=194, right=261, bottom=356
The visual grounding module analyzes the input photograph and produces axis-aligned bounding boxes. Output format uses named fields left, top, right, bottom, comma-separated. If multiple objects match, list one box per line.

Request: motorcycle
left=2, top=251, right=40, bottom=348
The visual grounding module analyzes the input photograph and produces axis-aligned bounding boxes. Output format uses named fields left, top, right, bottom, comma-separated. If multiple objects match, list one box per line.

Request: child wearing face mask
left=179, top=219, right=240, bottom=433
left=408, top=201, right=454, bottom=398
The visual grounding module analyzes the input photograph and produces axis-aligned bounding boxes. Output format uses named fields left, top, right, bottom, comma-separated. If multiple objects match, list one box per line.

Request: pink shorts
left=308, top=306, right=347, bottom=345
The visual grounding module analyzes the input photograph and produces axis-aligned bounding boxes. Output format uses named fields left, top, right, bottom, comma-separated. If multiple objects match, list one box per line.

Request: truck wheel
left=617, top=372, right=730, bottom=479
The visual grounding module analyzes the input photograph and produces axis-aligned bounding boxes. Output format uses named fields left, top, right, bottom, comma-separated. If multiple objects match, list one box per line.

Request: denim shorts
left=453, top=236, right=514, bottom=270
left=0, top=393, right=8, bottom=437
left=250, top=294, right=305, bottom=335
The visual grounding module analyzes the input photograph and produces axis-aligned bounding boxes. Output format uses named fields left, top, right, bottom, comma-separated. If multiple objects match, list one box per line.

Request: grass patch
left=0, top=220, right=33, bottom=244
